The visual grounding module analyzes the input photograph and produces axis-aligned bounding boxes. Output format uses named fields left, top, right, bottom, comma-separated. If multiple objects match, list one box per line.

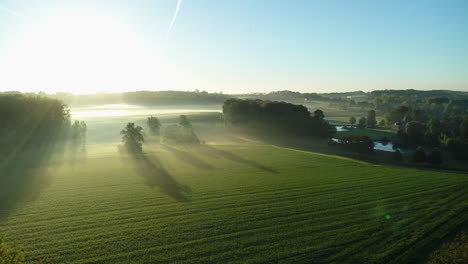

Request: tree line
left=0, top=94, right=88, bottom=154
left=222, top=99, right=335, bottom=137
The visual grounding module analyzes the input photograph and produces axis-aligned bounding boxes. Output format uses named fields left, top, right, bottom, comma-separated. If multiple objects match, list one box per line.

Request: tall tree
left=147, top=116, right=161, bottom=135
left=460, top=116, right=468, bottom=140
left=313, top=109, right=325, bottom=121
left=179, top=115, right=193, bottom=131
left=349, top=116, right=356, bottom=126
left=366, top=110, right=377, bottom=128
left=357, top=117, right=367, bottom=128
left=121, top=123, right=144, bottom=153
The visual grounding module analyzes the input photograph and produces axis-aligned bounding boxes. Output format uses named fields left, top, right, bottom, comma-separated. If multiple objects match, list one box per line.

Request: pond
left=331, top=138, right=402, bottom=153
left=335, top=125, right=350, bottom=132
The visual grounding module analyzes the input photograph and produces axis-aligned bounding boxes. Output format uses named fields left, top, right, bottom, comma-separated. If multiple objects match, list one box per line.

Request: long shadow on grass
left=122, top=149, right=191, bottom=202
left=162, top=144, right=213, bottom=170
left=194, top=145, right=279, bottom=174
left=0, top=143, right=58, bottom=220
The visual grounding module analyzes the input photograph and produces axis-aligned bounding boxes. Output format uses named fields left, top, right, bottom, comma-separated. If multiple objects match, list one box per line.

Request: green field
left=1, top=141, right=468, bottom=263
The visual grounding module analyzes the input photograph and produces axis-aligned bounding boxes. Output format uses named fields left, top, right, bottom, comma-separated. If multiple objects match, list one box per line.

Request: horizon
left=0, top=0, right=467, bottom=94
left=3, top=88, right=468, bottom=97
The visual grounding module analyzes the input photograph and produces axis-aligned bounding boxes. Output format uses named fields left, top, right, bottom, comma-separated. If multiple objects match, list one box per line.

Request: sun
left=0, top=9, right=169, bottom=94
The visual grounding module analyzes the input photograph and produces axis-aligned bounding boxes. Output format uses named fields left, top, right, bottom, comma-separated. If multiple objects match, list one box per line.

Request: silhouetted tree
left=366, top=110, right=377, bottom=128
left=121, top=123, right=144, bottom=153
left=357, top=117, right=367, bottom=128
left=441, top=137, right=466, bottom=160
left=412, top=146, right=426, bottom=163
left=461, top=116, right=468, bottom=140
left=222, top=99, right=334, bottom=138
left=0, top=94, right=71, bottom=154
left=179, top=115, right=192, bottom=130
left=147, top=116, right=161, bottom=135
left=313, top=109, right=324, bottom=121
left=405, top=121, right=426, bottom=141
left=349, top=116, right=356, bottom=126
left=378, top=119, right=386, bottom=127
left=424, top=119, right=442, bottom=145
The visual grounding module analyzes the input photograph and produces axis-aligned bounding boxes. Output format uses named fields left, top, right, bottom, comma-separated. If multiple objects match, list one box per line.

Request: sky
left=0, top=0, right=467, bottom=94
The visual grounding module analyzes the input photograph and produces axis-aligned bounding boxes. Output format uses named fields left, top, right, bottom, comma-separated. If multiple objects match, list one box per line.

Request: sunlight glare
left=0, top=9, right=169, bottom=94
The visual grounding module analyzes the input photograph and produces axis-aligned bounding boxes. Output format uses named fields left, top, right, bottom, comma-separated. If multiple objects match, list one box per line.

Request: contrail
left=0, top=5, right=26, bottom=19
left=168, top=0, right=182, bottom=34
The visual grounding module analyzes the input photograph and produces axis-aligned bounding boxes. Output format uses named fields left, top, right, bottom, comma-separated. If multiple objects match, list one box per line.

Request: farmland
left=1, top=136, right=467, bottom=263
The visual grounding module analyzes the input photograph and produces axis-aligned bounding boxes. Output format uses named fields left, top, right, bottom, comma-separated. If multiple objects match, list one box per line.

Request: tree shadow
left=195, top=145, right=279, bottom=174
left=0, top=143, right=58, bottom=220
left=162, top=144, right=213, bottom=170
left=120, top=148, right=191, bottom=202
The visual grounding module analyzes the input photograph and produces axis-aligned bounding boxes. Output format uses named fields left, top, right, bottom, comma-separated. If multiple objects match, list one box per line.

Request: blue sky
left=0, top=0, right=467, bottom=93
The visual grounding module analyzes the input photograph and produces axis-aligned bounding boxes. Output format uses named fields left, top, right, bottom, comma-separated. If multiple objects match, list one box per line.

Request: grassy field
left=1, top=141, right=468, bottom=263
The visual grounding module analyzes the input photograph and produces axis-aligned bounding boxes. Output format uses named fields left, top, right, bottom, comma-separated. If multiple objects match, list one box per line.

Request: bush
left=393, top=150, right=403, bottom=161
left=427, top=148, right=443, bottom=165
left=412, top=146, right=426, bottom=163
left=0, top=237, right=25, bottom=264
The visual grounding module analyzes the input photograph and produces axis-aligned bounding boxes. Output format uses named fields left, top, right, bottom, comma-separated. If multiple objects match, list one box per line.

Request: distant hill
left=369, top=89, right=468, bottom=99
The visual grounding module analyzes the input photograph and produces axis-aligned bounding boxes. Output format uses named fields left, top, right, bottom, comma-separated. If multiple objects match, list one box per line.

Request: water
left=335, top=126, right=350, bottom=132
left=374, top=141, right=399, bottom=152
left=331, top=138, right=401, bottom=153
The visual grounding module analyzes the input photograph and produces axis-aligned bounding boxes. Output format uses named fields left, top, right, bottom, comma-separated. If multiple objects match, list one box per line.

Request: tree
left=349, top=116, right=356, bottom=126
left=313, top=109, right=325, bottom=122
left=379, top=119, right=386, bottom=127
left=147, top=116, right=161, bottom=135
left=441, top=137, right=467, bottom=160
left=385, top=105, right=409, bottom=124
left=427, top=148, right=443, bottom=165
left=0, top=237, right=25, bottom=264
left=412, top=146, right=426, bottom=163
left=461, top=116, right=468, bottom=140
left=405, top=121, right=426, bottom=139
left=393, top=150, right=403, bottom=161
left=71, top=120, right=87, bottom=142
left=424, top=119, right=442, bottom=145
left=179, top=115, right=192, bottom=130
left=357, top=117, right=367, bottom=128
left=222, top=99, right=334, bottom=138
left=366, top=110, right=377, bottom=128
left=121, top=123, right=144, bottom=153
